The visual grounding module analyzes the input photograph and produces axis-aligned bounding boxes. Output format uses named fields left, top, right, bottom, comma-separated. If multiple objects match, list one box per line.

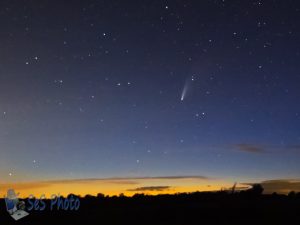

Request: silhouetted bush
left=96, top=193, right=105, bottom=199
left=288, top=191, right=296, bottom=197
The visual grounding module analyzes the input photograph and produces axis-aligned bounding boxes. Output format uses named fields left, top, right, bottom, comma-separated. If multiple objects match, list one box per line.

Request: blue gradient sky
left=0, top=1, right=300, bottom=192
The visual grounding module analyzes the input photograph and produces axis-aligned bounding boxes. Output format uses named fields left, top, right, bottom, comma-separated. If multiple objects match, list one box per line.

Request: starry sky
left=1, top=0, right=300, bottom=196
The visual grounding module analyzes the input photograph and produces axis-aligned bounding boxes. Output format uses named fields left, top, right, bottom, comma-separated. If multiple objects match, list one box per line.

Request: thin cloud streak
left=235, top=144, right=266, bottom=153
left=234, top=143, right=300, bottom=154
left=127, top=186, right=171, bottom=192
left=261, top=179, right=300, bottom=194
left=245, top=179, right=300, bottom=194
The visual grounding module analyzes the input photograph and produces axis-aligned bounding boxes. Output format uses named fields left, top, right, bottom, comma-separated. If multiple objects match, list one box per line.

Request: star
left=54, top=79, right=63, bottom=84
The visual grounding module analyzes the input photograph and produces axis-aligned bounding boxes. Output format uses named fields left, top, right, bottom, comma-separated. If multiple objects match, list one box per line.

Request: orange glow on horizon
left=0, top=177, right=234, bottom=198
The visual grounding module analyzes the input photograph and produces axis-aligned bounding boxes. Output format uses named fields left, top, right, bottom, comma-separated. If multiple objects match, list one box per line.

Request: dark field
left=1, top=191, right=300, bottom=225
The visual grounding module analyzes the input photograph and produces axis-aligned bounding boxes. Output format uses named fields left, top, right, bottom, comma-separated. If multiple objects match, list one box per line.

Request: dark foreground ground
left=1, top=191, right=300, bottom=225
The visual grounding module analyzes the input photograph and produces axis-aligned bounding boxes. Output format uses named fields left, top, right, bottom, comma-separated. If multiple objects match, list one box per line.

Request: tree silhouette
left=288, top=191, right=296, bottom=197
left=251, top=184, right=264, bottom=195
left=241, top=183, right=264, bottom=197
left=97, top=193, right=105, bottom=199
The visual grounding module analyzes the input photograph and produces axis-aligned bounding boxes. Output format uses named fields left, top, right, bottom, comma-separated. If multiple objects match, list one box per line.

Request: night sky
left=1, top=0, right=300, bottom=196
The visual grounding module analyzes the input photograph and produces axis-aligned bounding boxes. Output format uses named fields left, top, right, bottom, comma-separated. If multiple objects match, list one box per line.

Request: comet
left=181, top=83, right=188, bottom=101
left=180, top=77, right=193, bottom=101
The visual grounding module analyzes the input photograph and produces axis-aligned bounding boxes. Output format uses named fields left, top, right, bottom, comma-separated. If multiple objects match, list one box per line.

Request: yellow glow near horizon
left=0, top=177, right=234, bottom=198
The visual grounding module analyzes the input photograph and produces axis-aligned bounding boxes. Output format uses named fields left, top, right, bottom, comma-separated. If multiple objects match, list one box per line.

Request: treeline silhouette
left=1, top=184, right=300, bottom=225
